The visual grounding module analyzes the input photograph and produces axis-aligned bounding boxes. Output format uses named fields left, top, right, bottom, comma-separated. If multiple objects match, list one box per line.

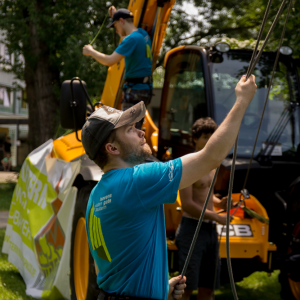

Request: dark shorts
left=122, top=88, right=152, bottom=107
left=121, top=88, right=152, bottom=129
left=176, top=216, right=220, bottom=291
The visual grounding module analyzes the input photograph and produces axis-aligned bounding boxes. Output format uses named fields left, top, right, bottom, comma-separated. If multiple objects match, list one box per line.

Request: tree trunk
left=26, top=21, right=59, bottom=150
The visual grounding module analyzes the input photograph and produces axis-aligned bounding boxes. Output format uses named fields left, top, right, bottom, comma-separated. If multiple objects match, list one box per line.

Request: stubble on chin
left=122, top=142, right=152, bottom=165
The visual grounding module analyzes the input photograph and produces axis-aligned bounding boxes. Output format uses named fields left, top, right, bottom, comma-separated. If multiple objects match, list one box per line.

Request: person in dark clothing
left=2, top=136, right=12, bottom=171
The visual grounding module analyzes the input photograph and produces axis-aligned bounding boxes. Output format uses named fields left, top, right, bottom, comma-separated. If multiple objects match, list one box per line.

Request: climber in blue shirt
left=83, top=6, right=152, bottom=129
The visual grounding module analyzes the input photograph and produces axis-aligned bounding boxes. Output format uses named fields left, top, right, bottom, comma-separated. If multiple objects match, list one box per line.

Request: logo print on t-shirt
left=88, top=203, right=111, bottom=262
left=146, top=44, right=152, bottom=61
left=168, top=161, right=174, bottom=181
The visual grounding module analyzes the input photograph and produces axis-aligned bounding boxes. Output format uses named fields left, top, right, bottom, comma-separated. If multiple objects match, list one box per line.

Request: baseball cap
left=106, top=8, right=134, bottom=28
left=81, top=101, right=146, bottom=160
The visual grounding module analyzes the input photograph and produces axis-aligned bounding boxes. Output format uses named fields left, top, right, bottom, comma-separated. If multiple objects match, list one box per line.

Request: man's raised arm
left=179, top=75, right=257, bottom=190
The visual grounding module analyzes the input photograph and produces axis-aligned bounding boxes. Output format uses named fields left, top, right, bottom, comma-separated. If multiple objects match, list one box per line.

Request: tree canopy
left=161, top=0, right=299, bottom=63
left=0, top=0, right=299, bottom=148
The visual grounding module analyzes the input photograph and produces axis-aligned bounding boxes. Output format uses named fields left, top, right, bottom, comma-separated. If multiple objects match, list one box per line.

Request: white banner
left=2, top=139, right=80, bottom=299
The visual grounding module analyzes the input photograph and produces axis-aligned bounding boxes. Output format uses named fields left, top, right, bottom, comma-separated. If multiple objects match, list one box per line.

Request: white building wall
left=0, top=30, right=28, bottom=168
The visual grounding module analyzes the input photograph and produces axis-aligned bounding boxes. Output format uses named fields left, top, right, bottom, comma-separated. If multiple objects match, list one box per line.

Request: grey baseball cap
left=81, top=101, right=146, bottom=160
left=107, top=9, right=134, bottom=28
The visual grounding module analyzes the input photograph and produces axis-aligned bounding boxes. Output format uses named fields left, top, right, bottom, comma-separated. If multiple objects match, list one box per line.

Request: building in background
left=0, top=30, right=28, bottom=169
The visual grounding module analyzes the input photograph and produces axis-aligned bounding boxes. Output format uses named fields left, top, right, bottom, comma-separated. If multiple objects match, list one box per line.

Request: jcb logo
left=217, top=224, right=253, bottom=237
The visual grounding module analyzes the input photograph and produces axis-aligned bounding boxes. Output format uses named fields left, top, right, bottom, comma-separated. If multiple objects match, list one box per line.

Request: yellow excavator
left=37, top=0, right=300, bottom=299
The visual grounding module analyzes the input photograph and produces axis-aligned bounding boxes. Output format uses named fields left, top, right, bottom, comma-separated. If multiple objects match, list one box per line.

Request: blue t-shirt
left=115, top=28, right=152, bottom=90
left=86, top=159, right=182, bottom=300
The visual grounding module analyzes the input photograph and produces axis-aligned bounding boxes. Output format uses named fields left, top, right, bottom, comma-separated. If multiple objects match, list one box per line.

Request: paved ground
left=0, top=171, right=18, bottom=183
left=0, top=211, right=9, bottom=229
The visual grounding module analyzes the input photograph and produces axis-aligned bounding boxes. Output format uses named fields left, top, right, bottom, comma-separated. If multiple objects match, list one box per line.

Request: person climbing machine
left=83, top=6, right=153, bottom=129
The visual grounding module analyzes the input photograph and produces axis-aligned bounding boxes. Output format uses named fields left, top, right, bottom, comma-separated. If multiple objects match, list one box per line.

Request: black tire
left=279, top=270, right=297, bottom=300
left=278, top=178, right=300, bottom=300
left=279, top=221, right=300, bottom=300
left=70, top=183, right=99, bottom=300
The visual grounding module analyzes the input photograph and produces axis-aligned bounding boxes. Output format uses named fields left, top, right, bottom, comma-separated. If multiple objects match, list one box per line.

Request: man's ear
left=119, top=18, right=125, bottom=25
left=106, top=143, right=120, bottom=155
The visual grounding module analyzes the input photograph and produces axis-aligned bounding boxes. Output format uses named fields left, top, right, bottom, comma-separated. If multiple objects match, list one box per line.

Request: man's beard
left=118, top=139, right=152, bottom=165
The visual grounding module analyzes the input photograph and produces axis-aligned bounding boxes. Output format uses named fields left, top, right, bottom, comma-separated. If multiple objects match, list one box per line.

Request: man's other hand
left=168, top=275, right=186, bottom=300
left=109, top=6, right=117, bottom=18
left=217, top=214, right=232, bottom=225
left=83, top=45, right=94, bottom=56
left=215, top=196, right=234, bottom=210
left=235, top=74, right=257, bottom=105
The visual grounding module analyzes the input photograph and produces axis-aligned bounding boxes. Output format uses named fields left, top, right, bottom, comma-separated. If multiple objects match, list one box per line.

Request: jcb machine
left=48, top=0, right=300, bottom=299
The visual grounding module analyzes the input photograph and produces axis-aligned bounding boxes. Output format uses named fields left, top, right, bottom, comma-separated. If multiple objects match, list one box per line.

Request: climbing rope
left=181, top=167, right=220, bottom=277
left=90, top=13, right=109, bottom=45
left=243, top=0, right=293, bottom=189
left=180, top=1, right=293, bottom=299
left=226, top=1, right=292, bottom=299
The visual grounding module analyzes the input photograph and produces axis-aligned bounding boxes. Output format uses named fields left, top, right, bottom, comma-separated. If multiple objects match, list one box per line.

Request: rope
left=90, top=13, right=109, bottom=45
left=246, top=0, right=273, bottom=79
left=181, top=167, right=220, bottom=277
left=246, top=0, right=289, bottom=79
left=226, top=135, right=239, bottom=300
left=243, top=0, right=293, bottom=189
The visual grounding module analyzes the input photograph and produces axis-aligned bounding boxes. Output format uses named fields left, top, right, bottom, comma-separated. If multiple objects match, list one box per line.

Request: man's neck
left=124, top=24, right=138, bottom=36
left=103, top=158, right=134, bottom=173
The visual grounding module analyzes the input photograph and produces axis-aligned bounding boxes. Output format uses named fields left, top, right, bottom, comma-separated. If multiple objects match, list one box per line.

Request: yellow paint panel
left=52, top=131, right=85, bottom=162
left=143, top=110, right=158, bottom=153
left=166, top=193, right=276, bottom=264
left=164, top=46, right=186, bottom=68
left=217, top=194, right=275, bottom=262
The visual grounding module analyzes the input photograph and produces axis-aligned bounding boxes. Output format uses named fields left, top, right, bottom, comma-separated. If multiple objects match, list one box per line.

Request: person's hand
left=82, top=45, right=94, bottom=56
left=168, top=275, right=186, bottom=300
left=217, top=214, right=232, bottom=225
left=215, top=196, right=234, bottom=210
left=235, top=75, right=257, bottom=105
left=109, top=6, right=117, bottom=18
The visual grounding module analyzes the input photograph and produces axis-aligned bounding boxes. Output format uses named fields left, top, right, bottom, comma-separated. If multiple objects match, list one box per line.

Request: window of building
left=17, top=89, right=27, bottom=110
left=0, top=43, right=12, bottom=64
left=4, top=46, right=11, bottom=64
left=0, top=86, right=12, bottom=107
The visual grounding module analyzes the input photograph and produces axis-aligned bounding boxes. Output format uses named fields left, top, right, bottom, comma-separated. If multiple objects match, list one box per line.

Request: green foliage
left=0, top=0, right=128, bottom=98
left=0, top=183, right=16, bottom=211
left=159, top=0, right=300, bottom=67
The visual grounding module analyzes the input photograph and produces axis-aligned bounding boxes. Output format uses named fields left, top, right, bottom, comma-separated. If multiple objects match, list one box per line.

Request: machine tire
left=70, top=183, right=99, bottom=300
left=279, top=221, right=300, bottom=300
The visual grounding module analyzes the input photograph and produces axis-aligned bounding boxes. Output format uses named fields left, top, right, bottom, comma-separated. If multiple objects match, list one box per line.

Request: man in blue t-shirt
left=83, top=7, right=152, bottom=129
left=81, top=74, right=257, bottom=300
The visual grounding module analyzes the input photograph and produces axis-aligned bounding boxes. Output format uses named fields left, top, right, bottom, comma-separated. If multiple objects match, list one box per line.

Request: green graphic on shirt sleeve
left=146, top=44, right=152, bottom=61
left=88, top=203, right=111, bottom=262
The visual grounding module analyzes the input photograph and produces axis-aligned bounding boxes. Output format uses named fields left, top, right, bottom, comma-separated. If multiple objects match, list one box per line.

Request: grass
left=0, top=183, right=16, bottom=211
left=214, top=271, right=281, bottom=299
left=0, top=181, right=283, bottom=300
left=0, top=229, right=34, bottom=300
